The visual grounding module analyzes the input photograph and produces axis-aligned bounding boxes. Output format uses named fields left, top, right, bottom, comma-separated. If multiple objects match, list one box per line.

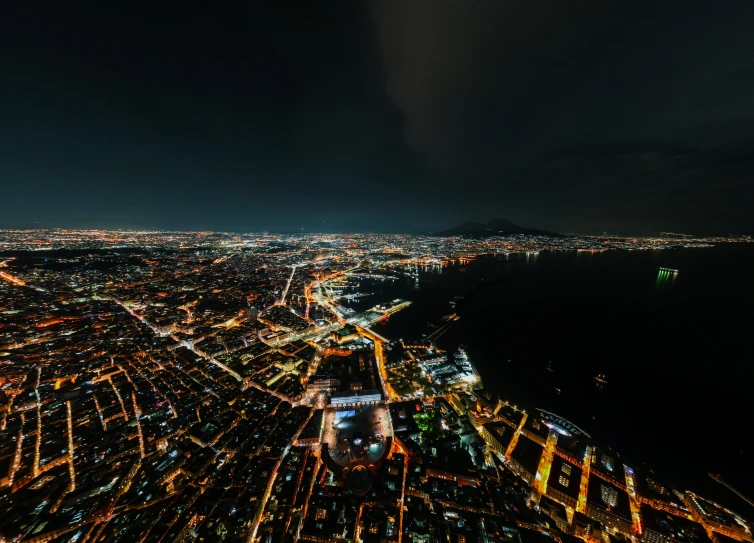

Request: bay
left=350, top=244, right=754, bottom=513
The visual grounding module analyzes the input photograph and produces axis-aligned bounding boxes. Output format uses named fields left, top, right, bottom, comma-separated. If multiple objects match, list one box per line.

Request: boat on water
left=454, top=346, right=482, bottom=385
left=454, top=347, right=472, bottom=371
left=594, top=374, right=608, bottom=385
left=546, top=361, right=554, bottom=372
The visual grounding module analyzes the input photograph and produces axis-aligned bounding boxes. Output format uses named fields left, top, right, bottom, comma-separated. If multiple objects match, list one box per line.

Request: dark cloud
left=371, top=0, right=754, bottom=233
left=0, top=1, right=752, bottom=234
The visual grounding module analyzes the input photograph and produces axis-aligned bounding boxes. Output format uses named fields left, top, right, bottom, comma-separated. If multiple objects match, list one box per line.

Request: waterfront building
left=329, top=389, right=382, bottom=407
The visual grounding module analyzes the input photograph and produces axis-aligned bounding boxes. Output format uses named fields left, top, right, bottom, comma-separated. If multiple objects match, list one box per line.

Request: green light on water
left=656, top=268, right=673, bottom=285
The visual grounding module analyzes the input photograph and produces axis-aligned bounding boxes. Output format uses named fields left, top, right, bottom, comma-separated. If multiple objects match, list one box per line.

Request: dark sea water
left=351, top=244, right=754, bottom=514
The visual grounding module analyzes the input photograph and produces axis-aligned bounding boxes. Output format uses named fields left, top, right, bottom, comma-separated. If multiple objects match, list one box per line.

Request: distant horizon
left=0, top=224, right=751, bottom=238
left=2, top=4, right=753, bottom=540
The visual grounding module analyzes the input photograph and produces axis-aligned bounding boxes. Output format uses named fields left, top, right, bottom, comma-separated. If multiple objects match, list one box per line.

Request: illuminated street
left=2, top=0, right=753, bottom=537
left=533, top=429, right=558, bottom=499
left=0, top=230, right=750, bottom=543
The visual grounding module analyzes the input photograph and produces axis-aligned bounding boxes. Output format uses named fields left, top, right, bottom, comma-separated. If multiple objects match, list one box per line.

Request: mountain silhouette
left=434, top=219, right=561, bottom=237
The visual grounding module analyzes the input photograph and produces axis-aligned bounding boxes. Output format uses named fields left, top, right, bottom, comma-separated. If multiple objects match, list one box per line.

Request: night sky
left=2, top=2, right=753, bottom=235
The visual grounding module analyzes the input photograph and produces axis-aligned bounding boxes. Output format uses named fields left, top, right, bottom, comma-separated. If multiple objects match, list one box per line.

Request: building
left=573, top=512, right=604, bottom=543
left=586, top=477, right=633, bottom=535
left=641, top=504, right=712, bottom=543
left=545, top=455, right=582, bottom=509
left=329, top=389, right=382, bottom=407
left=684, top=493, right=754, bottom=542
left=508, top=436, right=543, bottom=484
left=449, top=393, right=469, bottom=414
left=331, top=325, right=359, bottom=344
left=306, top=375, right=340, bottom=392
left=540, top=496, right=570, bottom=532
left=481, top=421, right=513, bottom=457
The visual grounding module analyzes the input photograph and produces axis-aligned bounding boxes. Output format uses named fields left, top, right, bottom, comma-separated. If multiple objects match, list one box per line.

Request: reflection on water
left=656, top=267, right=678, bottom=286
left=352, top=246, right=754, bottom=507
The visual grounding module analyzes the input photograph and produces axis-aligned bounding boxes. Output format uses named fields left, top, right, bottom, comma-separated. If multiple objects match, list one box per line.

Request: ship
left=594, top=374, right=608, bottom=385
left=547, top=361, right=554, bottom=372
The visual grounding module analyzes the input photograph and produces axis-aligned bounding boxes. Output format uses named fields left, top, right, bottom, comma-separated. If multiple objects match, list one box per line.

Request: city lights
left=0, top=229, right=749, bottom=542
